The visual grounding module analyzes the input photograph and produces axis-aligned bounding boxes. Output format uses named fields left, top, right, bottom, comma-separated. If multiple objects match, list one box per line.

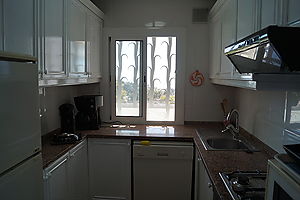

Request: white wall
left=184, top=24, right=235, bottom=121
left=40, top=83, right=101, bottom=135
left=100, top=0, right=235, bottom=122
left=233, top=89, right=286, bottom=153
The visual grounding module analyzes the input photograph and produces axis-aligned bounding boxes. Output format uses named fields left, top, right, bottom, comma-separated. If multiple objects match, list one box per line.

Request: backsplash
left=40, top=83, right=101, bottom=135
left=234, top=89, right=300, bottom=153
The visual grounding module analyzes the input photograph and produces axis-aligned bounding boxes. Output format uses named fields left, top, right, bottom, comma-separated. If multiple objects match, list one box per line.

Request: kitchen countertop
left=41, top=123, right=277, bottom=200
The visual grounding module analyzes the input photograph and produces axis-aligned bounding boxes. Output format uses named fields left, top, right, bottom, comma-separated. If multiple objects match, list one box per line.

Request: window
left=110, top=31, right=184, bottom=124
left=146, top=37, right=176, bottom=121
left=115, top=40, right=142, bottom=117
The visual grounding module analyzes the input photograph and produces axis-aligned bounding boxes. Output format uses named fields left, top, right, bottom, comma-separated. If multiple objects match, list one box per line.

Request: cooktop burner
left=219, top=171, right=267, bottom=200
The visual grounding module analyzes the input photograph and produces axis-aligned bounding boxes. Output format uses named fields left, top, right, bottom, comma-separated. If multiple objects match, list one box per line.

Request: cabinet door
left=237, top=0, right=256, bottom=40
left=43, top=0, right=66, bottom=76
left=220, top=0, right=237, bottom=78
left=197, top=154, right=213, bottom=200
left=286, top=0, right=300, bottom=26
left=68, top=140, right=88, bottom=200
left=87, top=13, right=102, bottom=78
left=68, top=0, right=87, bottom=77
left=88, top=139, right=131, bottom=200
left=260, top=0, right=277, bottom=28
left=44, top=154, right=69, bottom=200
left=0, top=1, right=3, bottom=51
left=209, top=17, right=222, bottom=79
left=3, top=0, right=35, bottom=56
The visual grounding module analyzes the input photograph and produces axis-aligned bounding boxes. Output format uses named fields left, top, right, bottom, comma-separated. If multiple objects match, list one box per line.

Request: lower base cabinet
left=68, top=140, right=88, bottom=200
left=88, top=138, right=131, bottom=200
left=43, top=153, right=69, bottom=200
left=43, top=140, right=88, bottom=200
left=194, top=151, right=214, bottom=200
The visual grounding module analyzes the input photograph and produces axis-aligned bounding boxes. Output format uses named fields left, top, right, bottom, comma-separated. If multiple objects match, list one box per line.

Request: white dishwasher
left=133, top=140, right=194, bottom=200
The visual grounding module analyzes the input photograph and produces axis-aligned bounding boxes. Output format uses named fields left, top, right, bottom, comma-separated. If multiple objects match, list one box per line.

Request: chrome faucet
left=222, top=109, right=239, bottom=138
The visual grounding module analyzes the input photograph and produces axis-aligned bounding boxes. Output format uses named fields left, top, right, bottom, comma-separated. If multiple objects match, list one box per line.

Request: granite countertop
left=41, top=123, right=277, bottom=200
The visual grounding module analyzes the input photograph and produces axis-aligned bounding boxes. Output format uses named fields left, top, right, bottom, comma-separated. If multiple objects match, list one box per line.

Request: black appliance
left=74, top=95, right=102, bottom=130
left=224, top=26, right=300, bottom=74
left=52, top=133, right=81, bottom=145
left=53, top=103, right=81, bottom=145
left=219, top=171, right=267, bottom=200
left=59, top=103, right=76, bottom=134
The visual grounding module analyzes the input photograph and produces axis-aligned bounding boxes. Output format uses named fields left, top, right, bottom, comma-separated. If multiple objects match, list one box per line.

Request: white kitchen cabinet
left=2, top=0, right=35, bottom=56
left=88, top=138, right=131, bottom=200
left=68, top=140, right=89, bottom=200
left=43, top=153, right=69, bottom=200
left=43, top=140, right=88, bottom=200
left=208, top=15, right=222, bottom=79
left=286, top=0, right=300, bottom=26
left=68, top=0, right=87, bottom=77
left=237, top=0, right=257, bottom=40
left=87, top=12, right=103, bottom=79
left=0, top=2, right=3, bottom=51
left=194, top=151, right=213, bottom=200
left=219, top=0, right=237, bottom=79
left=38, top=0, right=104, bottom=86
left=260, top=0, right=278, bottom=28
left=42, top=0, right=66, bottom=77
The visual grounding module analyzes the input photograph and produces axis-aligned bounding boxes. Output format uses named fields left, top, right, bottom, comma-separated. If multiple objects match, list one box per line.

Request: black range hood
left=224, top=26, right=300, bottom=74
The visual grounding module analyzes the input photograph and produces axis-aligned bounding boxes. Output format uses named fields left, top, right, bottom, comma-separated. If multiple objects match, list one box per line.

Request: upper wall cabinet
left=208, top=16, right=221, bottom=79
left=284, top=0, right=300, bottom=26
left=42, top=0, right=66, bottom=77
left=219, top=0, right=237, bottom=79
left=237, top=0, right=257, bottom=40
left=208, top=0, right=300, bottom=89
left=68, top=0, right=87, bottom=77
left=39, top=0, right=104, bottom=86
left=1, top=0, right=35, bottom=56
left=87, top=12, right=103, bottom=79
left=260, top=0, right=278, bottom=29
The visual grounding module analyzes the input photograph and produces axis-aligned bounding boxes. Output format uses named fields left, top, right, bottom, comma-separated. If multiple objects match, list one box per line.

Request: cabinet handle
left=93, top=196, right=126, bottom=200
left=91, top=142, right=131, bottom=146
left=44, top=69, right=48, bottom=74
left=208, top=182, right=212, bottom=188
left=157, top=153, right=168, bottom=157
left=47, top=158, right=67, bottom=175
left=70, top=144, right=85, bottom=157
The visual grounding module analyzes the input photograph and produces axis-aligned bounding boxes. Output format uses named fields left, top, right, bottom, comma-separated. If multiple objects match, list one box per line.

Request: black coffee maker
left=59, top=103, right=76, bottom=134
left=74, top=95, right=102, bottom=130
left=54, top=103, right=80, bottom=144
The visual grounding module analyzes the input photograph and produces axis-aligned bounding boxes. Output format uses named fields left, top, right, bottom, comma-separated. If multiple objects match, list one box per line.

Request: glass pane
left=70, top=41, right=86, bottom=73
left=69, top=1, right=86, bottom=74
left=115, top=41, right=142, bottom=117
left=146, top=37, right=176, bottom=121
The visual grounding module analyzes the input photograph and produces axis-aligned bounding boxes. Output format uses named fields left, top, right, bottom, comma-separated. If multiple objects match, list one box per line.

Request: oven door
left=265, top=159, right=300, bottom=200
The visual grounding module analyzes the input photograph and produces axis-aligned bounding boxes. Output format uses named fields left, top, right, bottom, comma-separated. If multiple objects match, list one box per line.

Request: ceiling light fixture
left=145, top=21, right=166, bottom=29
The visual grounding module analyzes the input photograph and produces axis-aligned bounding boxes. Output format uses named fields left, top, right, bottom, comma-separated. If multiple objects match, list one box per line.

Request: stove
left=219, top=171, right=267, bottom=200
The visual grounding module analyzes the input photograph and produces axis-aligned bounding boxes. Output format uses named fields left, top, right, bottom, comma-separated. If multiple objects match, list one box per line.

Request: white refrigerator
left=0, top=53, right=43, bottom=200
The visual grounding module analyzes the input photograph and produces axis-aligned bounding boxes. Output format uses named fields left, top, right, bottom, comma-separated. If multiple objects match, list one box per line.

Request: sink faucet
left=222, top=109, right=239, bottom=138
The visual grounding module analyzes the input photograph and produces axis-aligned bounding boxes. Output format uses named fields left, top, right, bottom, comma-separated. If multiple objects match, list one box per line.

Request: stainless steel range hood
left=225, top=26, right=300, bottom=74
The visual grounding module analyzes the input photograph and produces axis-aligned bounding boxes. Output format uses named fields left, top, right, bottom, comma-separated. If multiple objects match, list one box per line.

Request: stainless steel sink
left=196, top=128, right=258, bottom=151
left=206, top=138, right=249, bottom=150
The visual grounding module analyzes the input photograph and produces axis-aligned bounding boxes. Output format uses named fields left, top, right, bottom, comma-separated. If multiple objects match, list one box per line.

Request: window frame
left=108, top=28, right=186, bottom=125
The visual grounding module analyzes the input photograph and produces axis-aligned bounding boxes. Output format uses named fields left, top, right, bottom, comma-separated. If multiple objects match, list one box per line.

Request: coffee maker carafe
left=74, top=95, right=102, bottom=130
